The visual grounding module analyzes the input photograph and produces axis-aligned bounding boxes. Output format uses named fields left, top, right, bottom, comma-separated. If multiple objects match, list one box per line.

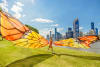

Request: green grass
left=0, top=38, right=100, bottom=67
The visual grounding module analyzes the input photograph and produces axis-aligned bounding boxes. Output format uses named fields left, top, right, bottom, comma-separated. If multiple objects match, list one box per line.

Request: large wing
left=54, top=38, right=89, bottom=49
left=13, top=31, right=49, bottom=48
left=78, top=36, right=98, bottom=47
left=78, top=36, right=98, bottom=41
left=0, top=11, right=29, bottom=41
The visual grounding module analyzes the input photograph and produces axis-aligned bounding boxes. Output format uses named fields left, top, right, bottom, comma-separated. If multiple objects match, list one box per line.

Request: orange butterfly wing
left=78, top=36, right=98, bottom=47
left=0, top=11, right=29, bottom=41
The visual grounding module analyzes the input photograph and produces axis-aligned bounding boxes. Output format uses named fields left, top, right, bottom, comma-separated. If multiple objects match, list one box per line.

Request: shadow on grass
left=6, top=54, right=53, bottom=67
left=5, top=53, right=100, bottom=67
left=54, top=53, right=100, bottom=61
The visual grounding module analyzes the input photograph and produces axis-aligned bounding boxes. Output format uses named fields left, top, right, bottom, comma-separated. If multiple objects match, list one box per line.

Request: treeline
left=25, top=24, right=39, bottom=33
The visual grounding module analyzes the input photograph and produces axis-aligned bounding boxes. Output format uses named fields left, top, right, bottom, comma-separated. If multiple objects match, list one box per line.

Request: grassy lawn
left=0, top=38, right=100, bottom=67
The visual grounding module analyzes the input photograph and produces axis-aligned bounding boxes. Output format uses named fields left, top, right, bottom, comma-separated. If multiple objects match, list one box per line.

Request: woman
left=48, top=37, right=54, bottom=54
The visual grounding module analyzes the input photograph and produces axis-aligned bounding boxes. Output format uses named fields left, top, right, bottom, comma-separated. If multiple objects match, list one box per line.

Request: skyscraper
left=66, top=32, right=68, bottom=38
left=56, top=32, right=62, bottom=40
left=95, top=28, right=98, bottom=35
left=55, top=28, right=57, bottom=40
left=67, top=27, right=73, bottom=38
left=91, top=22, right=94, bottom=30
left=52, top=34, right=55, bottom=40
left=73, top=18, right=79, bottom=38
left=49, top=31, right=52, bottom=38
left=46, top=34, right=49, bottom=40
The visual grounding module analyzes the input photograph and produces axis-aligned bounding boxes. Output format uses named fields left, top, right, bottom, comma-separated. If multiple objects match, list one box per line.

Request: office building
left=91, top=22, right=95, bottom=30
left=73, top=18, right=79, bottom=38
left=67, top=27, right=73, bottom=38
left=95, top=28, right=98, bottom=35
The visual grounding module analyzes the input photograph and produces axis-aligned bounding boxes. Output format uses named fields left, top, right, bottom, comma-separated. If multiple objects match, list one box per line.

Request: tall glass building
left=73, top=18, right=79, bottom=38
left=55, top=28, right=57, bottom=40
left=91, top=22, right=94, bottom=30
left=95, top=28, right=98, bottom=35
left=67, top=27, right=73, bottom=38
left=56, top=32, right=62, bottom=40
left=49, top=31, right=52, bottom=38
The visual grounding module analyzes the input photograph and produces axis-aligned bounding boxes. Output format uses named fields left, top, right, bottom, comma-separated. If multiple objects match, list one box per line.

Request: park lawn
left=0, top=38, right=100, bottom=67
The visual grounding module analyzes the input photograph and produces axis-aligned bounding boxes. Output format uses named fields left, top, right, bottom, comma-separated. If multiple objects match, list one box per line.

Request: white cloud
left=11, top=2, right=24, bottom=19
left=32, top=18, right=54, bottom=23
left=58, top=28, right=64, bottom=32
left=79, top=27, right=83, bottom=30
left=16, top=2, right=24, bottom=6
left=0, top=0, right=8, bottom=12
left=32, top=0, right=35, bottom=4
left=39, top=28, right=54, bottom=37
left=51, top=24, right=59, bottom=27
left=22, top=14, right=26, bottom=17
left=39, top=28, right=49, bottom=37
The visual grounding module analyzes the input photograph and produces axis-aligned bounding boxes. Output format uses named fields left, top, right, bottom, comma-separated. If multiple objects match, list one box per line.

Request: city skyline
left=47, top=18, right=99, bottom=40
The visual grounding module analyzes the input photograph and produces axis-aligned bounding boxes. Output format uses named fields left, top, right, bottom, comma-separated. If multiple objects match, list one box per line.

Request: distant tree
left=25, top=24, right=39, bottom=33
left=0, top=8, right=2, bottom=11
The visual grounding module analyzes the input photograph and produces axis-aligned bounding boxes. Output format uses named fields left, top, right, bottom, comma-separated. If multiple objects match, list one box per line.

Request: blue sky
left=0, top=0, right=100, bottom=37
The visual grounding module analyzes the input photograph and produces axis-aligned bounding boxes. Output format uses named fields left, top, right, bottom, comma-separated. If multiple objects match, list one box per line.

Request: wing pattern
left=13, top=31, right=49, bottom=48
left=0, top=11, right=29, bottom=41
left=78, top=36, right=98, bottom=47
left=54, top=38, right=89, bottom=48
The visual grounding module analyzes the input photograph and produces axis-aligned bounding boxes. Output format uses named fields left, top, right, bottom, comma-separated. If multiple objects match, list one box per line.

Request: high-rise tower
left=73, top=18, right=79, bottom=38
left=55, top=28, right=57, bottom=40
left=91, top=22, right=94, bottom=30
left=67, top=27, right=73, bottom=38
